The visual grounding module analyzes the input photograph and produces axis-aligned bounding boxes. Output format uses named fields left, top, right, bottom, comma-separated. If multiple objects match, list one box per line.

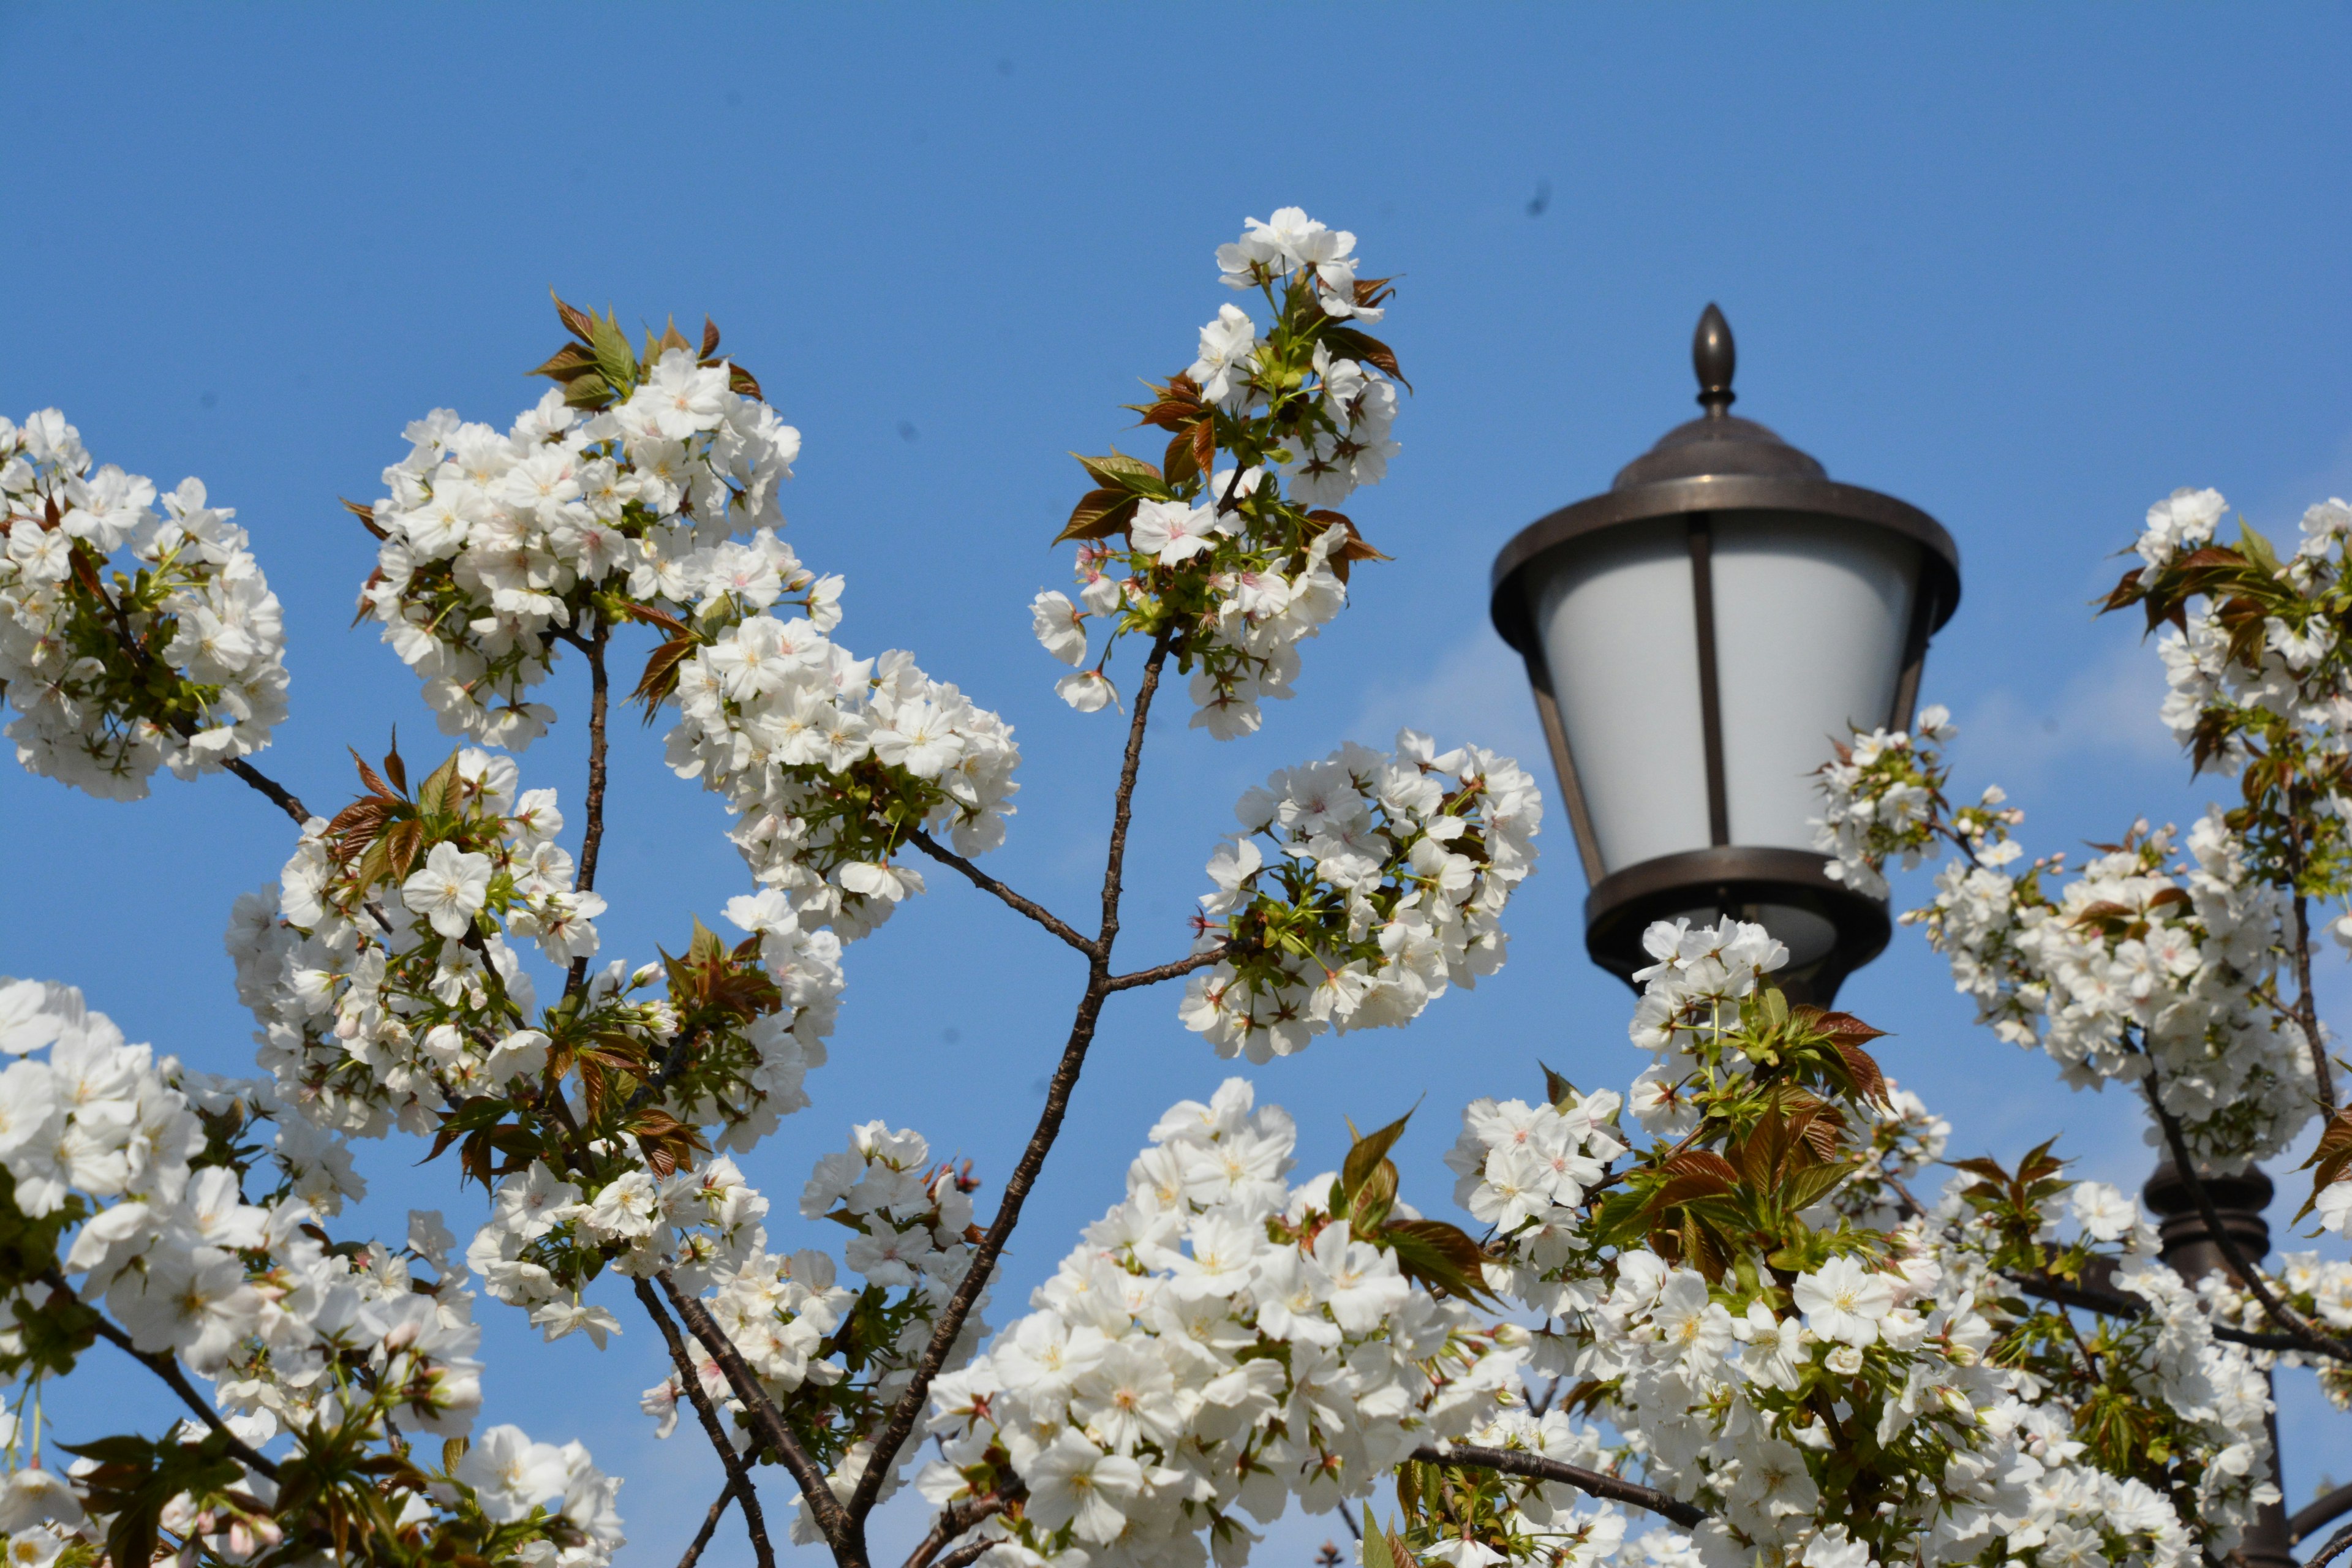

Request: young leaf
left=341, top=497, right=389, bottom=540
left=1055, top=488, right=1141, bottom=545
left=551, top=289, right=597, bottom=342
left=1340, top=1109, right=1415, bottom=1208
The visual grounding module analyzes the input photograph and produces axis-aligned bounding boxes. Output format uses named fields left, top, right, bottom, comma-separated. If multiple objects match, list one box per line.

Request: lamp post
left=1488, top=304, right=1959, bottom=1005
left=1490, top=306, right=2334, bottom=1567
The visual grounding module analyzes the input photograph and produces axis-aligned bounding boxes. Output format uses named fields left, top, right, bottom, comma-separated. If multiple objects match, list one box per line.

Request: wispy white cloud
left=1943, top=636, right=2179, bottom=793
left=1348, top=630, right=1548, bottom=768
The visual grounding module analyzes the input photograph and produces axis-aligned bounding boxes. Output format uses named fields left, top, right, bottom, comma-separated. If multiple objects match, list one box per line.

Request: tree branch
left=1093, top=627, right=1174, bottom=957
left=2293, top=1483, right=2352, bottom=1547
left=2139, top=1071, right=2352, bottom=1361
left=677, top=1476, right=743, bottom=1568
left=2007, top=1272, right=2143, bottom=1319
left=565, top=624, right=612, bottom=997
left=1104, top=947, right=1226, bottom=992
left=908, top=829, right=1097, bottom=957
left=632, top=1279, right=776, bottom=1568
left=845, top=628, right=1177, bottom=1526
left=224, top=758, right=311, bottom=826
left=74, top=1286, right=279, bottom=1480
left=2310, top=1522, right=2352, bottom=1568
left=2291, top=891, right=2336, bottom=1112
left=903, top=1498, right=1004, bottom=1568
left=655, top=1270, right=861, bottom=1562
left=936, top=1542, right=997, bottom=1568
left=1411, top=1444, right=1704, bottom=1529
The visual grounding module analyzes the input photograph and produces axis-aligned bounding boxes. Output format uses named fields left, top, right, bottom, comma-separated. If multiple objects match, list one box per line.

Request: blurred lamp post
left=1488, top=305, right=1959, bottom=1004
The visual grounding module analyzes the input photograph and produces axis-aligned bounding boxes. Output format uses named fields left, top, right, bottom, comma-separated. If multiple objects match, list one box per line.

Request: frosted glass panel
left=1531, top=518, right=1711, bottom=875
left=1709, top=511, right=1918, bottom=851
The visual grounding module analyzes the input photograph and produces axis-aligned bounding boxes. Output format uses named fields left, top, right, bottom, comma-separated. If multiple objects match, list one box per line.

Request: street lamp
left=1488, top=304, right=1961, bottom=1003
left=1487, top=306, right=2342, bottom=1566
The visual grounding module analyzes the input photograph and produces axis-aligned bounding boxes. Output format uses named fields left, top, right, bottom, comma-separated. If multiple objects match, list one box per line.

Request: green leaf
left=413, top=747, right=463, bottom=816
left=1071, top=450, right=1172, bottom=499
left=588, top=311, right=641, bottom=401
left=1540, top=1062, right=1578, bottom=1110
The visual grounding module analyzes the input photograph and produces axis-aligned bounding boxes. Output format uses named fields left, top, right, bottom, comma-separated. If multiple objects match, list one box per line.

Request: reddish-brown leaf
left=551, top=290, right=596, bottom=342
left=341, top=497, right=389, bottom=540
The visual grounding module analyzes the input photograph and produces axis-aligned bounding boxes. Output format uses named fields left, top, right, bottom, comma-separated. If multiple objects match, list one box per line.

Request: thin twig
left=908, top=829, right=1097, bottom=956
left=633, top=1280, right=776, bottom=1568
left=224, top=758, right=311, bottom=826
left=566, top=625, right=612, bottom=997
left=1093, top=627, right=1174, bottom=954
left=1104, top=948, right=1226, bottom=992
left=845, top=629, right=1177, bottom=1528
left=75, top=1289, right=279, bottom=1479
left=2310, top=1521, right=2352, bottom=1568
left=1410, top=1443, right=1704, bottom=1529
left=656, top=1270, right=859, bottom=1560
left=935, top=1542, right=995, bottom=1568
left=677, top=1477, right=742, bottom=1568
left=2291, top=891, right=2336, bottom=1111
left=2139, top=1071, right=2352, bottom=1361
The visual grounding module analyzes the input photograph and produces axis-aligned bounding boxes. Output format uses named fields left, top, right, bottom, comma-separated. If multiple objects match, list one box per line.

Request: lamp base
left=1583, top=846, right=1890, bottom=1007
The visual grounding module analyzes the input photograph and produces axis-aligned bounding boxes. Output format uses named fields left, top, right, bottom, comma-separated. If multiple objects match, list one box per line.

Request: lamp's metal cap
left=1611, top=305, right=1826, bottom=489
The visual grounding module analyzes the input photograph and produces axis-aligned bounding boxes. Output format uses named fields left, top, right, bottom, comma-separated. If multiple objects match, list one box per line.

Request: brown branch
left=677, top=1477, right=743, bottom=1568
left=935, top=1542, right=996, bottom=1568
left=1987, top=1270, right=2310, bottom=1352
left=224, top=758, right=311, bottom=826
left=908, top=829, right=1097, bottom=956
left=633, top=1280, right=776, bottom=1568
left=655, top=1270, right=862, bottom=1562
left=1104, top=947, right=1226, bottom=992
left=2139, top=1071, right=2352, bottom=1362
left=845, top=628, right=1177, bottom=1527
left=74, top=1286, right=279, bottom=1480
left=2311, top=1522, right=2352, bottom=1568
left=2293, top=1483, right=2352, bottom=1547
left=2007, top=1272, right=2143, bottom=1319
left=1411, top=1443, right=1704, bottom=1529
left=902, top=1498, right=1004, bottom=1568
left=565, top=624, right=612, bottom=997
left=1093, top=627, right=1174, bottom=956
left=2292, top=891, right=2336, bottom=1111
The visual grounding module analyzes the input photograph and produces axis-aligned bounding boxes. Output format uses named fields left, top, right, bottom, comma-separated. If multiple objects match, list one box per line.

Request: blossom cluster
left=0, top=978, right=620, bottom=1567
left=361, top=318, right=804, bottom=748
left=2209, top=1250, right=2352, bottom=1409
left=1444, top=921, right=2274, bottom=1568
left=232, top=746, right=837, bottom=1164
left=1034, top=208, right=1401, bottom=738
left=1178, top=732, right=1540, bottom=1061
left=0, top=410, right=286, bottom=798
left=1816, top=710, right=2315, bottom=1167
left=662, top=556, right=1020, bottom=943
left=918, top=1078, right=1524, bottom=1568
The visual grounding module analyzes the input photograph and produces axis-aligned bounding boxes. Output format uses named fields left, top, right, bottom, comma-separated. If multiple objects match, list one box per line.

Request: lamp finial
left=1694, top=303, right=1735, bottom=417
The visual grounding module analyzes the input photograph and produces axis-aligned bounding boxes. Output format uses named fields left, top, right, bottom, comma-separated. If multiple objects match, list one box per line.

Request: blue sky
left=5, top=4, right=2351, bottom=1560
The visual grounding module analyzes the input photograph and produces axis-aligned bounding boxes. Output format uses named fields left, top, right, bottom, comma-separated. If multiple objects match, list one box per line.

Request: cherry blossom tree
left=1, top=209, right=2348, bottom=1568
